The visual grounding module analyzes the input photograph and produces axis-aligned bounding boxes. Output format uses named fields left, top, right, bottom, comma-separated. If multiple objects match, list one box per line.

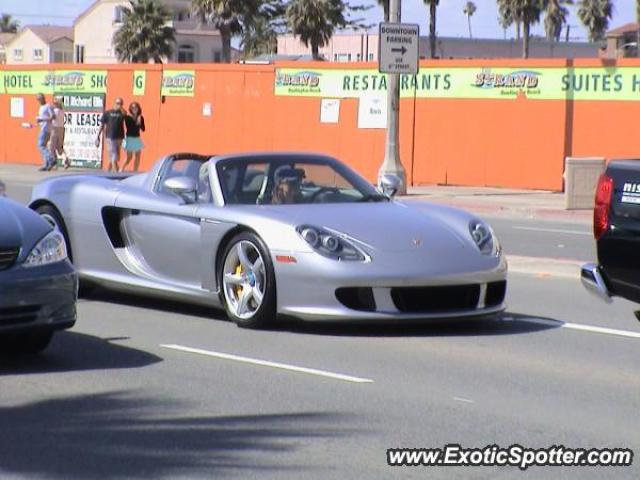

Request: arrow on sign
left=391, top=46, right=407, bottom=55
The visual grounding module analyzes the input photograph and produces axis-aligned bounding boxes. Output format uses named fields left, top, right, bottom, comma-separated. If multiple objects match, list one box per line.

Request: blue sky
left=0, top=0, right=636, bottom=41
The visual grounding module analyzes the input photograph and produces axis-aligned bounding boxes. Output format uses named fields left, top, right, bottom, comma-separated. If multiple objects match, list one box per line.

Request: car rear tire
left=2, top=331, right=54, bottom=355
left=219, top=232, right=276, bottom=329
left=35, top=204, right=94, bottom=297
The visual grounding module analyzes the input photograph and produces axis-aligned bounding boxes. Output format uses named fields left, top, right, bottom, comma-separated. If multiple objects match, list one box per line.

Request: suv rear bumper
left=581, top=263, right=612, bottom=303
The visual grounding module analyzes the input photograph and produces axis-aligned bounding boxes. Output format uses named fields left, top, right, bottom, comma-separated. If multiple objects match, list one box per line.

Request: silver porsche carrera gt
left=29, top=152, right=507, bottom=328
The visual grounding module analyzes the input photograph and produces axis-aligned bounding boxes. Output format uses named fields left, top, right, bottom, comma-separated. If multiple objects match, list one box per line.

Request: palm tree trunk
left=467, top=16, right=472, bottom=39
left=523, top=21, right=530, bottom=59
left=221, top=26, right=232, bottom=63
left=516, top=22, right=521, bottom=40
left=311, top=42, right=320, bottom=60
left=429, top=2, right=437, bottom=59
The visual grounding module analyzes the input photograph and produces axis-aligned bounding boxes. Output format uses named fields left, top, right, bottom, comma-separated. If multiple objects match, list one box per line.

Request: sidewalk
left=0, top=162, right=592, bottom=224
left=403, top=185, right=592, bottom=224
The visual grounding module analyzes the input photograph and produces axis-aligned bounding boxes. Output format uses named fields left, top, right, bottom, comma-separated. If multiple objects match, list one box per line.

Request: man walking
left=35, top=93, right=54, bottom=171
left=96, top=97, right=126, bottom=172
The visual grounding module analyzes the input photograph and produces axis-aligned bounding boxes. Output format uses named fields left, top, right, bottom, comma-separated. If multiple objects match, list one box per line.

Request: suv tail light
left=594, top=173, right=613, bottom=240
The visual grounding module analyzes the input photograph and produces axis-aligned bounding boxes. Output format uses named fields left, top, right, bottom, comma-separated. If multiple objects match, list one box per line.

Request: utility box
left=564, top=157, right=606, bottom=210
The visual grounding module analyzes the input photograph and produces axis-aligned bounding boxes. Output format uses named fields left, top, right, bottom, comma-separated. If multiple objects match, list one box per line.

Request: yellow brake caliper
left=235, top=264, right=243, bottom=298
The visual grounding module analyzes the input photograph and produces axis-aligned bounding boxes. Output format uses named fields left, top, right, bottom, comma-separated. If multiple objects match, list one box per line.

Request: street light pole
left=378, top=0, right=407, bottom=195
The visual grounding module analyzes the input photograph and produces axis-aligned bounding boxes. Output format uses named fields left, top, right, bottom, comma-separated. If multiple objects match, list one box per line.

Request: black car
left=0, top=197, right=77, bottom=354
left=582, top=160, right=640, bottom=318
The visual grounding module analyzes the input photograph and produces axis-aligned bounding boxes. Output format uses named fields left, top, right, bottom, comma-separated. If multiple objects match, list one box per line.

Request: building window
left=33, top=48, right=43, bottom=60
left=368, top=53, right=374, bottom=61
left=333, top=53, right=338, bottom=61
left=114, top=6, right=125, bottom=23
left=13, top=49, right=22, bottom=60
left=53, top=50, right=71, bottom=63
left=213, top=50, right=221, bottom=63
left=347, top=53, right=352, bottom=61
left=75, top=44, right=85, bottom=63
left=178, top=44, right=195, bottom=63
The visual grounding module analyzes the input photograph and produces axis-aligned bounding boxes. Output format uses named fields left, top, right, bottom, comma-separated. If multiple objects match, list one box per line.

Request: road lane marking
left=505, top=317, right=640, bottom=340
left=160, top=344, right=374, bottom=384
left=512, top=226, right=591, bottom=236
left=453, top=397, right=475, bottom=404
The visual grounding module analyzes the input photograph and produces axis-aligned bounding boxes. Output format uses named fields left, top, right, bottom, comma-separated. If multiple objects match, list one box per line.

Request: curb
left=507, top=255, right=584, bottom=279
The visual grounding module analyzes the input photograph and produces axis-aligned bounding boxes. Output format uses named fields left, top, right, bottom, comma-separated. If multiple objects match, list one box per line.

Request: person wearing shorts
left=49, top=96, right=68, bottom=170
left=121, top=102, right=146, bottom=172
left=96, top=97, right=126, bottom=172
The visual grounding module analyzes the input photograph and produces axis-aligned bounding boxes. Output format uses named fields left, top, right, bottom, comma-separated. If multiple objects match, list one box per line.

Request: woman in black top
left=121, top=102, right=146, bottom=172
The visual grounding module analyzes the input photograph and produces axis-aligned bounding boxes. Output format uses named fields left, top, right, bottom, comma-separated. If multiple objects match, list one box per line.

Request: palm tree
left=463, top=1, right=476, bottom=39
left=498, top=0, right=520, bottom=40
left=0, top=13, right=19, bottom=33
left=425, top=0, right=440, bottom=59
left=286, top=0, right=346, bottom=60
left=286, top=0, right=369, bottom=60
left=241, top=15, right=278, bottom=58
left=545, top=0, right=572, bottom=42
left=113, top=0, right=175, bottom=63
left=378, top=0, right=389, bottom=22
left=502, top=0, right=548, bottom=59
left=577, top=0, right=613, bottom=42
left=192, top=0, right=264, bottom=63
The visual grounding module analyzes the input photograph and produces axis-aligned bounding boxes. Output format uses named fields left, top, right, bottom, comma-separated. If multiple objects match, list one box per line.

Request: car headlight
left=297, top=225, right=368, bottom=261
left=469, top=220, right=500, bottom=256
left=24, top=230, right=68, bottom=267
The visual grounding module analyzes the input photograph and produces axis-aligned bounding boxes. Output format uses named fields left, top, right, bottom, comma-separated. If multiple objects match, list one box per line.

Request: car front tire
left=219, top=232, right=276, bottom=329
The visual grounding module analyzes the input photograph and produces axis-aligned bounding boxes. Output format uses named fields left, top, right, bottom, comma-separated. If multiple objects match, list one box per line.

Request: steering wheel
left=309, top=187, right=340, bottom=203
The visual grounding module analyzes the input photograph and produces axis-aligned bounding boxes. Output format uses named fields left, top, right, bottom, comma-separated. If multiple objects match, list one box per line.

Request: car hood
left=0, top=198, right=51, bottom=259
left=245, top=202, right=471, bottom=253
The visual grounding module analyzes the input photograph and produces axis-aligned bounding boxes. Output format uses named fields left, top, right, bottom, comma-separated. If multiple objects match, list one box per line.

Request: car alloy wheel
left=220, top=233, right=276, bottom=328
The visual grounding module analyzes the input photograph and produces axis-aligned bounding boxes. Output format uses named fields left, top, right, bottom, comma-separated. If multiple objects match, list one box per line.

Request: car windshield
left=217, top=157, right=386, bottom=205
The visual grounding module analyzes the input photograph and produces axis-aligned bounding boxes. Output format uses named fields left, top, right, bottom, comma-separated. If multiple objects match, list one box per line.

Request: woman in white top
left=49, top=97, right=69, bottom=170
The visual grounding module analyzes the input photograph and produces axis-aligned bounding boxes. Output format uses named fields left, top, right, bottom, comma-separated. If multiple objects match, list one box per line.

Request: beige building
left=74, top=0, right=223, bottom=63
left=602, top=22, right=639, bottom=58
left=0, top=33, right=16, bottom=64
left=4, top=26, right=73, bottom=65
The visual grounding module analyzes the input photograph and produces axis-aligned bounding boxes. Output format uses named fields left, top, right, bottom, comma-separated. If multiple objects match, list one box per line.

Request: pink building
left=277, top=32, right=600, bottom=61
left=277, top=32, right=380, bottom=62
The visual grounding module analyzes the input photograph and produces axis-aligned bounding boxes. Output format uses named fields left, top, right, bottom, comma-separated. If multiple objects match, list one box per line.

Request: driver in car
left=272, top=168, right=304, bottom=204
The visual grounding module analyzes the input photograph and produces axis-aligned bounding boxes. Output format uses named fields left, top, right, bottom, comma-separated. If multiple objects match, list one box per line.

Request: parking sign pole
left=378, top=0, right=407, bottom=195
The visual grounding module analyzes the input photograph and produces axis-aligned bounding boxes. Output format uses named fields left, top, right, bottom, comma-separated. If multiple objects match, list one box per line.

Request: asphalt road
left=1, top=179, right=638, bottom=479
left=1, top=273, right=639, bottom=479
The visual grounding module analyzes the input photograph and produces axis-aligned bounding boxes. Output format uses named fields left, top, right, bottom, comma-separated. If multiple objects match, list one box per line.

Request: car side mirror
left=379, top=174, right=402, bottom=198
left=164, top=176, right=197, bottom=204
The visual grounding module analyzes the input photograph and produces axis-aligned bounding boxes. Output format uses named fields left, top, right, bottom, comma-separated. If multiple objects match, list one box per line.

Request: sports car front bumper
left=273, top=250, right=508, bottom=321
left=0, top=260, right=78, bottom=334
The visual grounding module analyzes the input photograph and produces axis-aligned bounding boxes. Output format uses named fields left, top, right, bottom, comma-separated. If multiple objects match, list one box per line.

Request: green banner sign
left=275, top=66, right=640, bottom=101
left=161, top=70, right=195, bottom=97
left=133, top=70, right=146, bottom=96
left=1, top=70, right=107, bottom=95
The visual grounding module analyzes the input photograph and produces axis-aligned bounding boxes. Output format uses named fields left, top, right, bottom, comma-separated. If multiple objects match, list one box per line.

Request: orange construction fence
left=2, top=58, right=640, bottom=191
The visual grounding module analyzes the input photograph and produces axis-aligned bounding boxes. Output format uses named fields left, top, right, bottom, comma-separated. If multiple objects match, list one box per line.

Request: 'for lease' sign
left=378, top=23, right=419, bottom=75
